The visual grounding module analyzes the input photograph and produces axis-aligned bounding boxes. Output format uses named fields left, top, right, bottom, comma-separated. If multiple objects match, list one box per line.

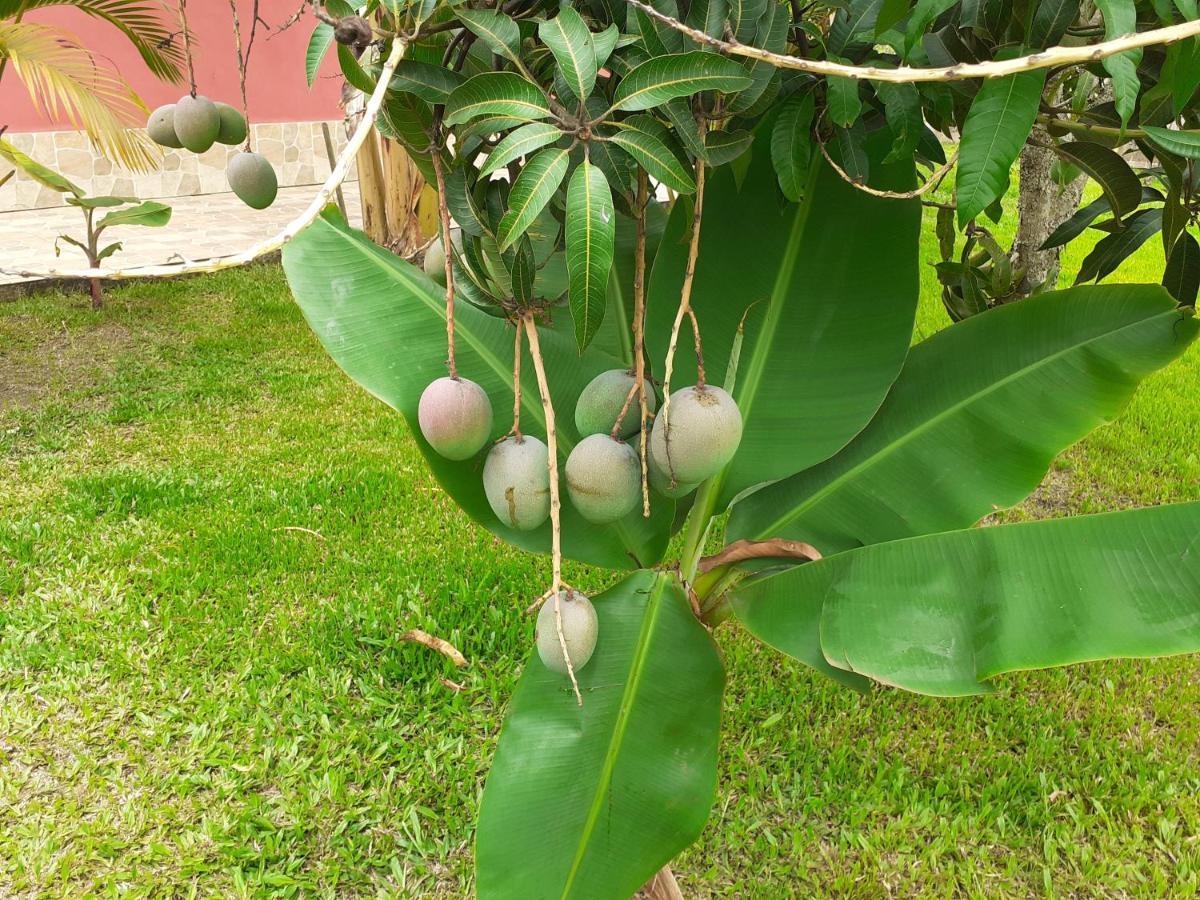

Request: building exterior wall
left=1, top=0, right=351, bottom=211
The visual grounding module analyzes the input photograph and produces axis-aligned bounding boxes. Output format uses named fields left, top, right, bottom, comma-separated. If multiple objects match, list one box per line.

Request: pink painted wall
left=1, top=0, right=343, bottom=132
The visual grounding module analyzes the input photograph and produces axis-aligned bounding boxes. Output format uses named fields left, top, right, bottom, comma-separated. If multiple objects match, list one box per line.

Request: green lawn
left=2, top=206, right=1198, bottom=897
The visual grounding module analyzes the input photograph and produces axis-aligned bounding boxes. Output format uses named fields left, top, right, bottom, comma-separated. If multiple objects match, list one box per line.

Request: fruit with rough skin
left=574, top=368, right=657, bottom=439
left=147, top=105, right=182, bottom=148
left=649, top=385, right=743, bottom=485
left=535, top=590, right=598, bottom=674
left=173, top=94, right=220, bottom=153
left=565, top=434, right=640, bottom=523
left=215, top=103, right=247, bottom=146
left=227, top=151, right=278, bottom=210
left=483, top=435, right=551, bottom=530
left=418, top=376, right=493, bottom=460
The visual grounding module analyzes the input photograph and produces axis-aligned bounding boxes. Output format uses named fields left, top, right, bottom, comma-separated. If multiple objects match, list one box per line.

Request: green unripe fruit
left=574, top=368, right=657, bottom=439
left=646, top=430, right=698, bottom=498
left=418, top=376, right=493, bottom=460
left=423, top=231, right=462, bottom=285
left=173, top=94, right=220, bottom=153
left=649, top=385, right=743, bottom=485
left=483, top=435, right=550, bottom=531
left=565, top=434, right=640, bottom=524
left=227, top=151, right=278, bottom=210
left=215, top=102, right=248, bottom=145
left=146, top=104, right=182, bottom=148
left=536, top=590, right=598, bottom=675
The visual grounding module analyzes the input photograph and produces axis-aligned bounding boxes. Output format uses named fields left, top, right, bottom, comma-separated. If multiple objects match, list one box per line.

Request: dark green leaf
left=497, top=148, right=571, bottom=251
left=807, top=502, right=1200, bottom=695
left=956, top=70, right=1045, bottom=225
left=1094, top=0, right=1141, bottom=128
left=1163, top=231, right=1200, bottom=305
left=479, top=123, right=564, bottom=177
left=1053, top=141, right=1142, bottom=218
left=1027, top=0, right=1078, bottom=49
left=771, top=93, right=815, bottom=202
left=566, top=160, right=617, bottom=350
left=612, top=51, right=753, bottom=111
left=539, top=5, right=599, bottom=102
left=444, top=72, right=553, bottom=126
left=476, top=571, right=724, bottom=897
left=730, top=283, right=1198, bottom=555
left=388, top=60, right=466, bottom=103
left=826, top=72, right=863, bottom=127
left=1076, top=207, right=1163, bottom=283
left=305, top=22, right=334, bottom=88
left=455, top=8, right=523, bottom=63
left=337, top=43, right=375, bottom=93
left=609, top=118, right=697, bottom=193
left=704, top=129, right=753, bottom=166
left=875, top=81, right=922, bottom=164
left=1142, top=126, right=1200, bottom=160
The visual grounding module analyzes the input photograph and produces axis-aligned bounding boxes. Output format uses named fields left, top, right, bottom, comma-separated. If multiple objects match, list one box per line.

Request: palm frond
left=0, top=0, right=185, bottom=83
left=0, top=20, right=162, bottom=170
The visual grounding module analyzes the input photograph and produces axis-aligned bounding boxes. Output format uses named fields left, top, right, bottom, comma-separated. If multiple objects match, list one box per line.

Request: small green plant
left=0, top=139, right=170, bottom=307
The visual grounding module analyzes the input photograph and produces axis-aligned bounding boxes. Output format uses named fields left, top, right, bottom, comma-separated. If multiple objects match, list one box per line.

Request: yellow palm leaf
left=0, top=19, right=163, bottom=171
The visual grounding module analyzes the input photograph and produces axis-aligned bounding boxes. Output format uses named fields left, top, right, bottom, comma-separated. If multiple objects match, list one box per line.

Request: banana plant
left=282, top=0, right=1200, bottom=894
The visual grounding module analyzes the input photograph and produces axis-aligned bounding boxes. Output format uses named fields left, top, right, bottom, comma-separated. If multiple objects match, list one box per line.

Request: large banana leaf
left=476, top=571, right=724, bottom=898
left=730, top=284, right=1198, bottom=555
left=734, top=502, right=1200, bottom=696
left=645, top=126, right=921, bottom=508
left=281, top=209, right=674, bottom=569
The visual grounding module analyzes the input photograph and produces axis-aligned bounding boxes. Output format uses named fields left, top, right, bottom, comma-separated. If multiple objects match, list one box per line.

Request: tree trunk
left=1010, top=123, right=1086, bottom=295
left=634, top=865, right=685, bottom=899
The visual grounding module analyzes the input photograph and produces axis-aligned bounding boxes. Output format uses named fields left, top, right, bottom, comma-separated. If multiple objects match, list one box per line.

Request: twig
left=429, top=147, right=458, bottom=379
left=509, top=321, right=523, bottom=439
left=227, top=0, right=256, bottom=151
left=440, top=677, right=465, bottom=692
left=659, top=156, right=707, bottom=487
left=522, top=313, right=582, bottom=707
left=0, top=39, right=407, bottom=281
left=400, top=629, right=468, bottom=667
left=697, top=538, right=822, bottom=574
left=622, top=0, right=1200, bottom=83
left=633, top=171, right=652, bottom=517
left=818, top=134, right=958, bottom=199
left=273, top=525, right=327, bottom=540
left=177, top=0, right=197, bottom=96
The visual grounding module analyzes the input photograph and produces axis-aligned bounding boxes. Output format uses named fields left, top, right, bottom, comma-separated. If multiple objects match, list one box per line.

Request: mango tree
left=286, top=0, right=1200, bottom=894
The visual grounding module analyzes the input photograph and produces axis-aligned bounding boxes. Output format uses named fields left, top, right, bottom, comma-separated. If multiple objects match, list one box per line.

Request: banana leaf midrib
left=751, top=303, right=1189, bottom=541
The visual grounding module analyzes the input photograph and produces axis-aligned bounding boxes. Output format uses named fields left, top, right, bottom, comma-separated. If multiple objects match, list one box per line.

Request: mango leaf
left=281, top=208, right=674, bottom=569
left=1076, top=207, right=1163, bottom=283
left=455, top=7, right=523, bottom=63
left=770, top=92, right=815, bottom=202
left=903, top=0, right=957, bottom=57
left=646, top=127, right=921, bottom=509
left=796, top=502, right=1200, bottom=695
left=609, top=118, right=697, bottom=194
left=1142, top=126, right=1200, bottom=160
left=498, top=148, right=571, bottom=251
left=476, top=571, right=724, bottom=898
left=825, top=72, right=863, bottom=127
left=566, top=160, right=616, bottom=351
left=479, top=122, right=564, bottom=177
left=539, top=5, right=598, bottom=103
left=1041, top=187, right=1161, bottom=250
left=611, top=51, right=753, bottom=111
left=444, top=72, right=553, bottom=126
left=337, top=43, right=375, bottom=93
left=1095, top=0, right=1141, bottom=128
left=829, top=0, right=884, bottom=54
left=956, top=70, right=1045, bottom=226
left=1027, top=0, right=1078, bottom=49
left=388, top=60, right=466, bottom=103
left=1053, top=141, right=1142, bottom=219
left=96, top=201, right=172, bottom=229
left=1163, top=231, right=1200, bottom=305
left=729, top=284, right=1198, bottom=556
left=304, top=0, right=352, bottom=87
left=704, top=129, right=753, bottom=166
left=876, top=82, right=922, bottom=163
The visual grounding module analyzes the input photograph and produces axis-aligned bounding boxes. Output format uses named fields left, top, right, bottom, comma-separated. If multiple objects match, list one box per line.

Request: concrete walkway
left=0, top=185, right=363, bottom=287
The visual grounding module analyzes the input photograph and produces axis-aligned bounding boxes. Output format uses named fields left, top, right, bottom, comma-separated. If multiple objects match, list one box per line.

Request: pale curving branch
left=624, top=0, right=1200, bottom=83
left=1, top=38, right=407, bottom=283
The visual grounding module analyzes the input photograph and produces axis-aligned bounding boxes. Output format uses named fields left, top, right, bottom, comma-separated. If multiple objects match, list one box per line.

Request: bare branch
left=624, top=0, right=1200, bottom=83
left=400, top=629, right=468, bottom=667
